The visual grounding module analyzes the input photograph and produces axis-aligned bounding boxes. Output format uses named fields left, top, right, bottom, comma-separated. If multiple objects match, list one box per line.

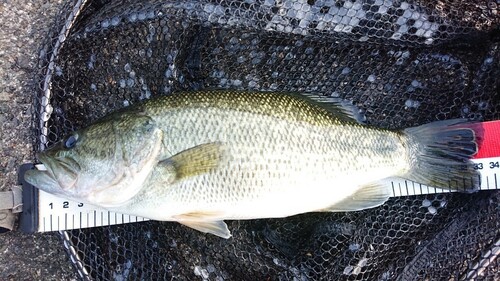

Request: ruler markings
left=35, top=157, right=500, bottom=232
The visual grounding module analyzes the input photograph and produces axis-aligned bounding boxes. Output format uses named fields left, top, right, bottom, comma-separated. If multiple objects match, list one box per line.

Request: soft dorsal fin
left=157, top=142, right=225, bottom=181
left=320, top=181, right=391, bottom=212
left=292, top=93, right=366, bottom=124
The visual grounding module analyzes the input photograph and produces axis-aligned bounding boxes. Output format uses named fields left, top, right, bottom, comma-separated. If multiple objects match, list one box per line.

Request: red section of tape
left=473, top=120, right=500, bottom=159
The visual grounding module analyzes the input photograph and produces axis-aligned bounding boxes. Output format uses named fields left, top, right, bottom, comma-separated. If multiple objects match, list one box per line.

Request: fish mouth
left=24, top=168, right=61, bottom=195
left=37, top=153, right=80, bottom=190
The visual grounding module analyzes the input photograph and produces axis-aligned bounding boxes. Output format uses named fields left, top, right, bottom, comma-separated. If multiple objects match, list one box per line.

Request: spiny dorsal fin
left=159, top=142, right=225, bottom=181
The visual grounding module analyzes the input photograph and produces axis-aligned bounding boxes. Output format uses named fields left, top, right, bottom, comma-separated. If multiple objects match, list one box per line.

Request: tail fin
left=403, top=119, right=482, bottom=192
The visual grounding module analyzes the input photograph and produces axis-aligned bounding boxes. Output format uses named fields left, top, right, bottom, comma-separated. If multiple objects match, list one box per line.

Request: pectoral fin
left=178, top=220, right=231, bottom=239
left=158, top=142, right=225, bottom=181
left=321, top=181, right=391, bottom=212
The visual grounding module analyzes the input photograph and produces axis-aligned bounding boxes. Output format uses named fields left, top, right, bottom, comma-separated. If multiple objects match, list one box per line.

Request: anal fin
left=321, top=181, right=391, bottom=212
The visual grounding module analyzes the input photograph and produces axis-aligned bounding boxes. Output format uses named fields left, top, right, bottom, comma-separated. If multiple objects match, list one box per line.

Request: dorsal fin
left=292, top=93, right=366, bottom=124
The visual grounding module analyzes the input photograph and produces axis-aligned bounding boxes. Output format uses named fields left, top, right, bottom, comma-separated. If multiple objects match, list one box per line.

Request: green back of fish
left=139, top=90, right=369, bottom=128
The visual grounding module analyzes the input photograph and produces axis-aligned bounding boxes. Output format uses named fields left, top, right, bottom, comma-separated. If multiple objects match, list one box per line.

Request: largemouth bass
left=25, top=90, right=480, bottom=238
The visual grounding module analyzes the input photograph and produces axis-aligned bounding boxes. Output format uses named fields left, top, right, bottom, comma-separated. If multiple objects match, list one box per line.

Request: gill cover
left=85, top=112, right=164, bottom=206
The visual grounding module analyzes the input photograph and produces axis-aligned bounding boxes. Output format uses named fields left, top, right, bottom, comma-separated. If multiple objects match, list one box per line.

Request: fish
left=24, top=90, right=480, bottom=238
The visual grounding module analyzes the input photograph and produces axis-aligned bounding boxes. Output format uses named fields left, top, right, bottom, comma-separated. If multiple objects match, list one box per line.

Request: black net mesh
left=33, top=0, right=499, bottom=280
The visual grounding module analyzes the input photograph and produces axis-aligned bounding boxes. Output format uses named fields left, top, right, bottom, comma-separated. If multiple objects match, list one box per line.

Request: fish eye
left=64, top=134, right=79, bottom=149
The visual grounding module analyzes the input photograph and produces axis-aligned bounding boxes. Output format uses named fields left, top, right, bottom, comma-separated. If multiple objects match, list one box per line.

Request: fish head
left=25, top=112, right=163, bottom=207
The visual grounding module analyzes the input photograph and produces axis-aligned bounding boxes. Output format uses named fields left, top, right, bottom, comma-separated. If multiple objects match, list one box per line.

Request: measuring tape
left=19, top=121, right=500, bottom=233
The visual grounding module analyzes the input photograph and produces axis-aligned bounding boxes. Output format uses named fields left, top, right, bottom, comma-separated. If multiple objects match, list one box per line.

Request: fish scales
left=126, top=91, right=407, bottom=219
